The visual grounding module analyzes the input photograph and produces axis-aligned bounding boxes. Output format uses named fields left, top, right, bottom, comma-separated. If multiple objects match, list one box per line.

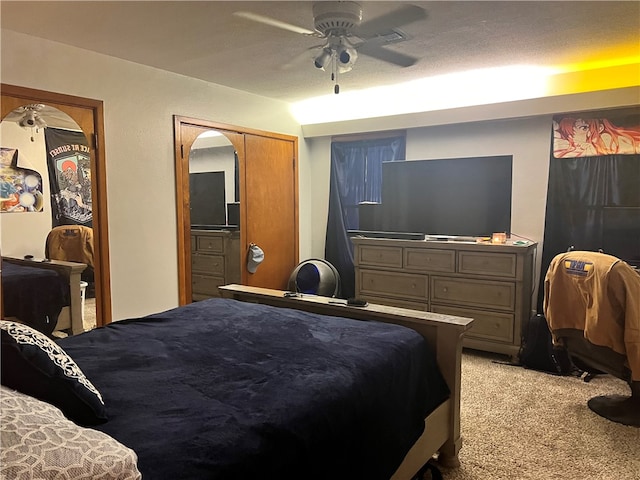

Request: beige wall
left=1, top=29, right=309, bottom=320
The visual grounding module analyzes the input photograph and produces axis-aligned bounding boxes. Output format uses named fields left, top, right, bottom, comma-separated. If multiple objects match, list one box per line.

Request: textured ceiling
left=1, top=1, right=639, bottom=103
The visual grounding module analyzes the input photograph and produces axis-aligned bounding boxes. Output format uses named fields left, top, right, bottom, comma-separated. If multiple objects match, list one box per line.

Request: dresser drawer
left=432, top=304, right=514, bottom=343
left=192, top=254, right=225, bottom=275
left=405, top=248, right=455, bottom=272
left=358, top=269, right=428, bottom=302
left=431, top=276, right=515, bottom=311
left=458, top=251, right=517, bottom=278
left=357, top=246, right=403, bottom=268
left=196, top=235, right=224, bottom=253
left=192, top=274, right=224, bottom=297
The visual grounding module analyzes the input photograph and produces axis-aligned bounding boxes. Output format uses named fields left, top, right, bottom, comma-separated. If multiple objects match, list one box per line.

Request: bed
left=1, top=284, right=472, bottom=479
left=1, top=256, right=86, bottom=336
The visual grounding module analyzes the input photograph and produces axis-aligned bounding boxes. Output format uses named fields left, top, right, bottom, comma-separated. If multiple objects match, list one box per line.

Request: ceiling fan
left=3, top=104, right=48, bottom=142
left=15, top=104, right=48, bottom=130
left=235, top=2, right=427, bottom=94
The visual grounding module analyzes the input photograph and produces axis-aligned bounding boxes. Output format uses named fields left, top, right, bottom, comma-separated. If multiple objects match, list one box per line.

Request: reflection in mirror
left=0, top=105, right=97, bottom=336
left=190, top=131, right=239, bottom=228
left=189, top=130, right=241, bottom=302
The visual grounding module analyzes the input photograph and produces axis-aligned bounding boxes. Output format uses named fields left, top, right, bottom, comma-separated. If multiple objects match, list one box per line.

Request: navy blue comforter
left=59, top=298, right=449, bottom=479
left=2, top=260, right=68, bottom=335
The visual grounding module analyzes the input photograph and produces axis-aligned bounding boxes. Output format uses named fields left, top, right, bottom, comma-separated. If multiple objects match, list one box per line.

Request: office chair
left=544, top=250, right=640, bottom=427
left=45, top=225, right=95, bottom=293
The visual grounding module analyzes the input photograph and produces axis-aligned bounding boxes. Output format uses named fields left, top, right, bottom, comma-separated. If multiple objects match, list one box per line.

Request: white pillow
left=0, top=385, right=141, bottom=480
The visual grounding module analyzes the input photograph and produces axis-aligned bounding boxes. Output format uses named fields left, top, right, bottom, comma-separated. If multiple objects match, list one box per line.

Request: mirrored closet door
left=1, top=84, right=111, bottom=331
left=189, top=129, right=241, bottom=301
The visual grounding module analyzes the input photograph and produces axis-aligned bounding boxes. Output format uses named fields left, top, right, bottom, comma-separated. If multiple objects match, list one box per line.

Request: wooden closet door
left=243, top=134, right=298, bottom=289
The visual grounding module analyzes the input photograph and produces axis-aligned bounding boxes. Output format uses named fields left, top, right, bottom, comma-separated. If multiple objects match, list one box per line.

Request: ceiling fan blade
left=357, top=42, right=419, bottom=68
left=234, top=11, right=320, bottom=36
left=354, top=4, right=427, bottom=38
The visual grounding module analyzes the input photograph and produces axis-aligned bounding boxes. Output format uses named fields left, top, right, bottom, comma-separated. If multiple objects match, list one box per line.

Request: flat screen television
left=189, top=171, right=226, bottom=227
left=380, top=156, right=513, bottom=237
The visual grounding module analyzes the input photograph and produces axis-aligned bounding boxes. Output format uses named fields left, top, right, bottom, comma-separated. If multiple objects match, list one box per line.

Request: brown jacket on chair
left=544, top=251, right=640, bottom=381
left=45, top=225, right=94, bottom=268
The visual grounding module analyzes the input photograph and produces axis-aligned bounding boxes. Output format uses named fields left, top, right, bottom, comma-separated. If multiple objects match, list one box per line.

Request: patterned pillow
left=0, top=320, right=107, bottom=425
left=1, top=386, right=141, bottom=480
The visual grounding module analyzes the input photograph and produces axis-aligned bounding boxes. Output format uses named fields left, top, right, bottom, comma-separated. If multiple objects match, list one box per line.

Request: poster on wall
left=0, top=147, right=45, bottom=213
left=553, top=112, right=640, bottom=158
left=45, top=127, right=92, bottom=226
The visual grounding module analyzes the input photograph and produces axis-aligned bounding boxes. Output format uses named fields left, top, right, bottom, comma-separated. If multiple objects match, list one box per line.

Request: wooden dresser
left=352, top=237, right=537, bottom=359
left=191, top=229, right=241, bottom=301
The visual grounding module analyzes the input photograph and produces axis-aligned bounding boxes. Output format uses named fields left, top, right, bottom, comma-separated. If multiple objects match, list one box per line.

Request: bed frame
left=219, top=284, right=474, bottom=477
left=2, top=256, right=87, bottom=335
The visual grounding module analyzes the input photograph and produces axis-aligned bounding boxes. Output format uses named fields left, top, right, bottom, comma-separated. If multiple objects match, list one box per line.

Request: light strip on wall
left=290, top=65, right=557, bottom=125
left=291, top=60, right=640, bottom=126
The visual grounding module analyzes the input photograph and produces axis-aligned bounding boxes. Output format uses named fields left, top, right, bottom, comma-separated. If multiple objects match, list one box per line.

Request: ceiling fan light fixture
left=18, top=104, right=47, bottom=129
left=336, top=44, right=357, bottom=73
left=19, top=110, right=37, bottom=128
left=314, top=48, right=333, bottom=70
left=17, top=104, right=47, bottom=141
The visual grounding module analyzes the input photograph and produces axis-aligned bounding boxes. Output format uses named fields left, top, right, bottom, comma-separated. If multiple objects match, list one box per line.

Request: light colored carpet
left=440, top=351, right=640, bottom=480
left=83, top=297, right=96, bottom=331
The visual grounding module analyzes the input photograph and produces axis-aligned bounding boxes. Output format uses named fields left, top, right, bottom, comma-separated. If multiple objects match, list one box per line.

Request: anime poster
left=45, top=128, right=92, bottom=226
left=0, top=147, right=45, bottom=213
left=553, top=113, right=640, bottom=158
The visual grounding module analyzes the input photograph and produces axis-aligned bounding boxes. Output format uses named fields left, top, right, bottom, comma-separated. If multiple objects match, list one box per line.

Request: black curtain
left=325, top=137, right=405, bottom=298
left=537, top=153, right=640, bottom=311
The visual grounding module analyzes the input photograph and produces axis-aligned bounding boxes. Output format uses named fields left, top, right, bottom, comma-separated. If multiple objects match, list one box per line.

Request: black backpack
left=519, top=314, right=573, bottom=375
